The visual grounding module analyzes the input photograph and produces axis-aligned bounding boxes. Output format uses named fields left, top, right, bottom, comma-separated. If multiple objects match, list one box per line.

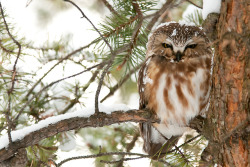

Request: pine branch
left=103, top=15, right=138, bottom=38
left=0, top=39, right=14, bottom=54
left=117, top=0, right=143, bottom=69
left=31, top=146, right=49, bottom=167
left=0, top=109, right=157, bottom=162
left=0, top=2, right=22, bottom=144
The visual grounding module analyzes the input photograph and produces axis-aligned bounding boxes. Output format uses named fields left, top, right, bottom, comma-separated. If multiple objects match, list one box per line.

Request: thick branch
left=0, top=109, right=157, bottom=162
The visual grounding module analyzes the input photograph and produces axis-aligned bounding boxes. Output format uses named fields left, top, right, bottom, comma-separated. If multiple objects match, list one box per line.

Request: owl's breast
left=144, top=59, right=211, bottom=130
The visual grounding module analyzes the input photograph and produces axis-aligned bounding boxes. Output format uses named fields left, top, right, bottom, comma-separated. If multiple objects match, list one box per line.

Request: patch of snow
left=0, top=103, right=130, bottom=150
left=59, top=131, right=76, bottom=151
left=202, top=0, right=221, bottom=20
left=99, top=103, right=130, bottom=114
left=155, top=21, right=177, bottom=29
left=178, top=20, right=196, bottom=26
left=182, top=4, right=202, bottom=19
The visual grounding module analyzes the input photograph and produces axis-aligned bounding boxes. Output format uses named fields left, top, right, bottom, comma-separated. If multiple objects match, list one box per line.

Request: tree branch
left=57, top=151, right=174, bottom=167
left=145, top=0, right=175, bottom=33
left=115, top=131, right=140, bottom=167
left=117, top=0, right=143, bottom=69
left=0, top=2, right=22, bottom=144
left=64, top=0, right=116, bottom=114
left=100, top=0, right=119, bottom=16
left=0, top=109, right=157, bottom=162
left=185, top=0, right=202, bottom=9
left=101, top=63, right=142, bottom=102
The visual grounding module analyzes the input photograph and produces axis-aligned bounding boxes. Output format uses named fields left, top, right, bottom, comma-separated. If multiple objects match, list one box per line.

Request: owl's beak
left=175, top=51, right=182, bottom=62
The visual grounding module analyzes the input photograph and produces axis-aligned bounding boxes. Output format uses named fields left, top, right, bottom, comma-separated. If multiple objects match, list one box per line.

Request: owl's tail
left=139, top=122, right=179, bottom=159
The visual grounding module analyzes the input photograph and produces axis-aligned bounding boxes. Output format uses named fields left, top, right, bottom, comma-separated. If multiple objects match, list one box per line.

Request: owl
left=138, top=22, right=212, bottom=159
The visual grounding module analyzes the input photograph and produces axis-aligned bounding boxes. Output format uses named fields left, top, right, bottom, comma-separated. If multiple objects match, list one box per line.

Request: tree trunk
left=203, top=0, right=249, bottom=166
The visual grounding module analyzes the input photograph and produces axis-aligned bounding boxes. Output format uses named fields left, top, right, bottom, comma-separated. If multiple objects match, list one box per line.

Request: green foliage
left=26, top=136, right=59, bottom=166
left=94, top=0, right=157, bottom=73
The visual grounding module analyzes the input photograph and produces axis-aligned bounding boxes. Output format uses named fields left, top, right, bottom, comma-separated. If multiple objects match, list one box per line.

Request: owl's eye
left=185, top=44, right=197, bottom=49
left=162, top=43, right=173, bottom=49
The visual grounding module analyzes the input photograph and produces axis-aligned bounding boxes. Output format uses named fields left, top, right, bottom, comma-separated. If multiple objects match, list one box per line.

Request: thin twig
left=117, top=0, right=143, bottom=70
left=26, top=39, right=98, bottom=98
left=145, top=0, right=175, bottom=33
left=168, top=134, right=202, bottom=154
left=100, top=156, right=146, bottom=164
left=174, top=145, right=190, bottom=164
left=186, top=0, right=202, bottom=9
left=116, top=131, right=140, bottom=166
left=0, top=39, right=15, bottom=54
left=101, top=0, right=119, bottom=16
left=57, top=152, right=149, bottom=166
left=60, top=65, right=103, bottom=114
left=100, top=63, right=142, bottom=102
left=48, top=158, right=58, bottom=167
left=0, top=2, right=22, bottom=144
left=57, top=151, right=170, bottom=167
left=57, top=151, right=174, bottom=167
left=64, top=0, right=116, bottom=114
left=13, top=62, right=106, bottom=124
left=103, top=15, right=139, bottom=38
left=31, top=146, right=49, bottom=167
left=25, top=0, right=34, bottom=7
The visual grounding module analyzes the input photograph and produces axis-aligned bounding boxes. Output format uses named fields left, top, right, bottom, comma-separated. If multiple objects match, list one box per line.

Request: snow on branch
left=202, top=0, right=221, bottom=20
left=0, top=104, right=157, bottom=162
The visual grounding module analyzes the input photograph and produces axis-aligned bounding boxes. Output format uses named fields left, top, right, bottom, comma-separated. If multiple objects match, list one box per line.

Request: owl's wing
left=138, top=58, right=148, bottom=110
left=138, top=57, right=151, bottom=152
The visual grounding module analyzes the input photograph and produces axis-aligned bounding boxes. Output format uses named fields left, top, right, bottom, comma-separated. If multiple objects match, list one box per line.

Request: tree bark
left=201, top=0, right=250, bottom=166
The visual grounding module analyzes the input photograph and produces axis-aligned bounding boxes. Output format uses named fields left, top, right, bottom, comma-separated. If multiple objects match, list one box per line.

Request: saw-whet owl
left=138, top=21, right=212, bottom=159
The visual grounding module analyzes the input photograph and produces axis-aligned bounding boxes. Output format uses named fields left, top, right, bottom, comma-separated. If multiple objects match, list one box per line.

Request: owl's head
left=146, top=22, right=211, bottom=62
